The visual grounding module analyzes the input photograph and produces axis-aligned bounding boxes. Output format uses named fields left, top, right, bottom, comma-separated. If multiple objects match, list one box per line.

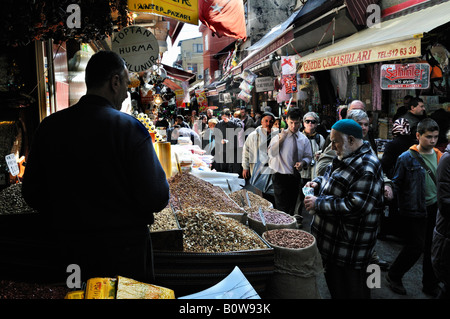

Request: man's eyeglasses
left=305, top=120, right=317, bottom=124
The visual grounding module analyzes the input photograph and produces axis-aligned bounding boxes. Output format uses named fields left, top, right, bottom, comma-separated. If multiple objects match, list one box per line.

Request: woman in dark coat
left=379, top=118, right=416, bottom=238
left=380, top=118, right=415, bottom=179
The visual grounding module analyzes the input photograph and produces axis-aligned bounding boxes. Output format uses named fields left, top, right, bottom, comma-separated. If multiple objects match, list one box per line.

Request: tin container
left=154, top=141, right=172, bottom=179
left=64, top=290, right=85, bottom=299
left=85, top=277, right=116, bottom=299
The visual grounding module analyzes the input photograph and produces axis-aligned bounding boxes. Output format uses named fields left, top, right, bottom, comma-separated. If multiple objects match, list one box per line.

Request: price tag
left=5, top=154, right=20, bottom=176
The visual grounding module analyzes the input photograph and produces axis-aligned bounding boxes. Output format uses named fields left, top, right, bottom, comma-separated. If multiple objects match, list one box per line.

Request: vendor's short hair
left=85, top=51, right=126, bottom=89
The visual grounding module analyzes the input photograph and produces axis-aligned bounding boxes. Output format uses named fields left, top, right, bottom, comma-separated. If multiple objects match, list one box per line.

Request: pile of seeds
left=168, top=173, right=245, bottom=214
left=229, top=189, right=272, bottom=210
left=0, top=280, right=69, bottom=299
left=264, top=229, right=315, bottom=249
left=176, top=208, right=268, bottom=253
left=149, top=207, right=179, bottom=232
left=248, top=208, right=295, bottom=225
left=0, top=183, right=37, bottom=215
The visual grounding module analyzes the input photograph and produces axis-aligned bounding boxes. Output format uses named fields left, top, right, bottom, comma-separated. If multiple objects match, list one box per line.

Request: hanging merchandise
left=238, top=69, right=257, bottom=103
left=282, top=74, right=297, bottom=94
left=428, top=43, right=450, bottom=73
left=277, top=83, right=292, bottom=103
left=222, top=51, right=233, bottom=75
left=195, top=89, right=208, bottom=112
left=238, top=90, right=252, bottom=103
left=176, top=89, right=185, bottom=108
left=272, top=60, right=282, bottom=77
left=181, top=81, right=190, bottom=104
left=424, top=49, right=443, bottom=82
left=297, top=75, right=308, bottom=101
left=281, top=56, right=296, bottom=75
left=329, top=67, right=350, bottom=101
left=241, top=69, right=258, bottom=84
left=239, top=80, right=254, bottom=93
left=219, top=92, right=232, bottom=103
left=279, top=55, right=297, bottom=95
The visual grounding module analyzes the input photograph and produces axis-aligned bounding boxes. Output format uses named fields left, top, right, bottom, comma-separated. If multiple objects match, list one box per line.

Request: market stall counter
left=150, top=172, right=275, bottom=297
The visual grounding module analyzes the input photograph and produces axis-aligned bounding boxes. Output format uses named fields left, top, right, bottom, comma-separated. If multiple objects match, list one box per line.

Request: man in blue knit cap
left=304, top=119, right=384, bottom=299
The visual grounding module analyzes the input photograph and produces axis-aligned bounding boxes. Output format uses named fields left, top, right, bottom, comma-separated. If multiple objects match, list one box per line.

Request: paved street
left=301, top=208, right=438, bottom=299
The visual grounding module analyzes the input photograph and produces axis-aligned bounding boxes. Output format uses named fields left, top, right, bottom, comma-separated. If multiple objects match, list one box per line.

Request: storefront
left=295, top=1, right=450, bottom=140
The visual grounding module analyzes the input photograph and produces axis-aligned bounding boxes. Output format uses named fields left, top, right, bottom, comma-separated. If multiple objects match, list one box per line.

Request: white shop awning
left=298, top=1, right=450, bottom=73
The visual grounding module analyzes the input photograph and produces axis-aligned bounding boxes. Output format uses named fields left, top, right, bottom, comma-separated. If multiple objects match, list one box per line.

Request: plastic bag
left=302, top=186, right=315, bottom=215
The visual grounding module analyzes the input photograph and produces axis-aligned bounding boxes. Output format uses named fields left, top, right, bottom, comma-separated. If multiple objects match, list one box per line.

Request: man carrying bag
left=242, top=112, right=277, bottom=203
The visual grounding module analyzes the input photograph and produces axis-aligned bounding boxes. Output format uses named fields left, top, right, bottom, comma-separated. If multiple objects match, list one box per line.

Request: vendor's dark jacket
left=22, top=94, right=169, bottom=282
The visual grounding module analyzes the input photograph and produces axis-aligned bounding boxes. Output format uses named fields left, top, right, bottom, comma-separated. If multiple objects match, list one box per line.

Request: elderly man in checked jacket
left=304, top=119, right=384, bottom=299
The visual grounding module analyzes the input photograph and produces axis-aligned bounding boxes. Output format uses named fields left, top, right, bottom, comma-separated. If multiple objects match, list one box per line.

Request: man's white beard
left=337, top=141, right=353, bottom=161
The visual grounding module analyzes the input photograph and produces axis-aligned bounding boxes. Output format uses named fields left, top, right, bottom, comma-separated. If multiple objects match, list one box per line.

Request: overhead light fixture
left=154, top=94, right=163, bottom=106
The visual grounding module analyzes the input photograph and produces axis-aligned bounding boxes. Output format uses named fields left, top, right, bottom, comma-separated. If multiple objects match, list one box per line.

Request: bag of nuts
left=263, top=229, right=323, bottom=299
left=247, top=208, right=297, bottom=236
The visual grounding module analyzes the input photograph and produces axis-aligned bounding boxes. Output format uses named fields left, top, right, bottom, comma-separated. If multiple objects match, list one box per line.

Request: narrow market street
left=301, top=208, right=437, bottom=299
left=1, top=0, right=450, bottom=304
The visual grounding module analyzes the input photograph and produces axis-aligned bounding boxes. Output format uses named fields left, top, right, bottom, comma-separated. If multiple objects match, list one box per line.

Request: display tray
left=150, top=209, right=184, bottom=252
left=153, top=234, right=274, bottom=297
left=247, top=210, right=298, bottom=236
left=214, top=212, right=247, bottom=224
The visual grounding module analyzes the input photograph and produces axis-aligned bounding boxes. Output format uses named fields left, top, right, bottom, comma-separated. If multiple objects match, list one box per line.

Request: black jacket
left=380, top=134, right=415, bottom=179
left=432, top=144, right=450, bottom=286
left=22, top=94, right=169, bottom=282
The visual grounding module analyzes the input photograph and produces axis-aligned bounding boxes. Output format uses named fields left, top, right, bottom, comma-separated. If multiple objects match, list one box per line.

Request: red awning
left=162, top=64, right=196, bottom=84
left=162, top=78, right=182, bottom=91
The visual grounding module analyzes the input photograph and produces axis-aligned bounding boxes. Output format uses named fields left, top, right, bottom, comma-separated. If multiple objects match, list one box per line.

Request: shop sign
left=112, top=26, right=159, bottom=73
left=299, top=38, right=421, bottom=73
left=381, top=63, right=430, bottom=89
left=219, top=92, right=232, bottom=103
left=255, top=76, right=274, bottom=92
left=128, top=0, right=199, bottom=25
left=5, top=154, right=19, bottom=177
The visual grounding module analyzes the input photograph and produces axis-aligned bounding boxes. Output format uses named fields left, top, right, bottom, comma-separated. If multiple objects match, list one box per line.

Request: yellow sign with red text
left=299, top=39, right=421, bottom=73
left=128, top=0, right=199, bottom=25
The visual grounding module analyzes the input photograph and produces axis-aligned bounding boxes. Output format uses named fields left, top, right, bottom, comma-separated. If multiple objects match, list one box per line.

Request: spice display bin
left=150, top=209, right=183, bottom=251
